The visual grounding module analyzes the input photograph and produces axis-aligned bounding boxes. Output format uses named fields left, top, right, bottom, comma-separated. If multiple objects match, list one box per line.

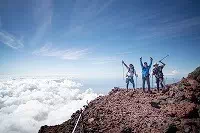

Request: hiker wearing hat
left=152, top=61, right=166, bottom=92
left=122, top=60, right=138, bottom=91
left=140, top=57, right=153, bottom=93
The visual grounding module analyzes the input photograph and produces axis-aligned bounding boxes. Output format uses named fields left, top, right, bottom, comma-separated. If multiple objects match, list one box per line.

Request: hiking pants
left=156, top=77, right=164, bottom=91
left=142, top=76, right=150, bottom=91
left=126, top=76, right=135, bottom=89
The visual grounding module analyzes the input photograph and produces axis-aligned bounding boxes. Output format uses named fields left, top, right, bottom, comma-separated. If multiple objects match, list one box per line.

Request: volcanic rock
left=38, top=67, right=200, bottom=133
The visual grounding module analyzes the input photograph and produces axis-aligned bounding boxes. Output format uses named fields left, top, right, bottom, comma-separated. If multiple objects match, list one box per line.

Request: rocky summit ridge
left=38, top=67, right=200, bottom=133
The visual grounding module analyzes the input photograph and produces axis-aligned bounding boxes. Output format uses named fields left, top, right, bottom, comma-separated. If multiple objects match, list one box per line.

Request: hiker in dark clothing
left=140, top=57, right=153, bottom=93
left=152, top=61, right=166, bottom=92
left=122, top=60, right=138, bottom=91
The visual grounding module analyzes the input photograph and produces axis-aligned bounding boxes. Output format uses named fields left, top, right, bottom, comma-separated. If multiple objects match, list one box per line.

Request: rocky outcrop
left=188, top=66, right=200, bottom=82
left=38, top=67, right=200, bottom=133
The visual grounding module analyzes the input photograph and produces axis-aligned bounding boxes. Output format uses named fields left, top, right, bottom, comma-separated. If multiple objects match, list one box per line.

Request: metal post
left=136, top=76, right=137, bottom=89
left=152, top=74, right=153, bottom=89
left=122, top=62, right=124, bottom=80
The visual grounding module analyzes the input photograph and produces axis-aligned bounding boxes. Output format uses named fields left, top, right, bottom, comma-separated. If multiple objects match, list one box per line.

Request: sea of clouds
left=0, top=77, right=99, bottom=133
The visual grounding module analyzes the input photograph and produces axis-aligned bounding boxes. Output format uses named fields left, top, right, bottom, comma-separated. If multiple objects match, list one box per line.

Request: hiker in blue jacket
left=140, top=57, right=153, bottom=93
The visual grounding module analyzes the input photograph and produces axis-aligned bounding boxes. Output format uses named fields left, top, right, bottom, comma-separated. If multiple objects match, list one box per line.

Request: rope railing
left=72, top=110, right=83, bottom=133
left=72, top=103, right=88, bottom=133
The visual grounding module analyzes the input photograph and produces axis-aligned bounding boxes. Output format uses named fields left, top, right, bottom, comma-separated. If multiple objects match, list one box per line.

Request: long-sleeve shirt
left=126, top=67, right=136, bottom=77
left=123, top=62, right=137, bottom=77
left=140, top=60, right=152, bottom=78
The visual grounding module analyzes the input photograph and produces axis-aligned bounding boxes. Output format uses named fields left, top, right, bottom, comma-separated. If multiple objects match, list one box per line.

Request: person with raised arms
left=122, top=60, right=138, bottom=91
left=140, top=57, right=153, bottom=93
left=152, top=61, right=166, bottom=92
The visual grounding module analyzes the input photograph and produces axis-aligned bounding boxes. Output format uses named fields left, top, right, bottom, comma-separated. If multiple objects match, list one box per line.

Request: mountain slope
left=38, top=67, right=200, bottom=133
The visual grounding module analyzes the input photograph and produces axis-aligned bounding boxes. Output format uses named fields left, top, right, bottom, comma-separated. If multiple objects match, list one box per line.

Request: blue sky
left=0, top=0, right=200, bottom=80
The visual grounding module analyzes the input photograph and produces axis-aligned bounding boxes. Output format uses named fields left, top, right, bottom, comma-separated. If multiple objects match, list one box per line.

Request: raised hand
left=140, top=57, right=142, bottom=60
left=150, top=57, right=153, bottom=60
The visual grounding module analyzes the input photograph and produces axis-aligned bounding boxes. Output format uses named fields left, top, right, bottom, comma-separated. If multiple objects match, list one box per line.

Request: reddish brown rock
left=38, top=67, right=200, bottom=133
left=164, top=102, right=197, bottom=118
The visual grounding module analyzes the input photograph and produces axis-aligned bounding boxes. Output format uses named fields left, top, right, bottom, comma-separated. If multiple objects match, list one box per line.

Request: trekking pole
left=122, top=62, right=124, bottom=80
left=136, top=76, right=137, bottom=89
left=159, top=55, right=169, bottom=62
left=164, top=77, right=167, bottom=89
left=164, top=77, right=167, bottom=85
left=151, top=74, right=153, bottom=89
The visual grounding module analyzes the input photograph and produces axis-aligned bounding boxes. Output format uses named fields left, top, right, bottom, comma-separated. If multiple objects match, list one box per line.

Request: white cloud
left=33, top=0, right=53, bottom=25
left=165, top=70, right=179, bottom=76
left=0, top=30, right=24, bottom=49
left=171, top=70, right=179, bottom=75
left=33, top=44, right=89, bottom=60
left=0, top=77, right=99, bottom=133
left=136, top=16, right=200, bottom=40
left=65, top=0, right=116, bottom=37
left=30, top=0, right=53, bottom=46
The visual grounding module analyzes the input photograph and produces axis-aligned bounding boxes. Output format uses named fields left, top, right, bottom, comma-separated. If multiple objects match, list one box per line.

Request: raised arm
left=140, top=57, right=143, bottom=68
left=122, top=60, right=129, bottom=69
left=159, top=61, right=166, bottom=68
left=149, top=57, right=153, bottom=68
